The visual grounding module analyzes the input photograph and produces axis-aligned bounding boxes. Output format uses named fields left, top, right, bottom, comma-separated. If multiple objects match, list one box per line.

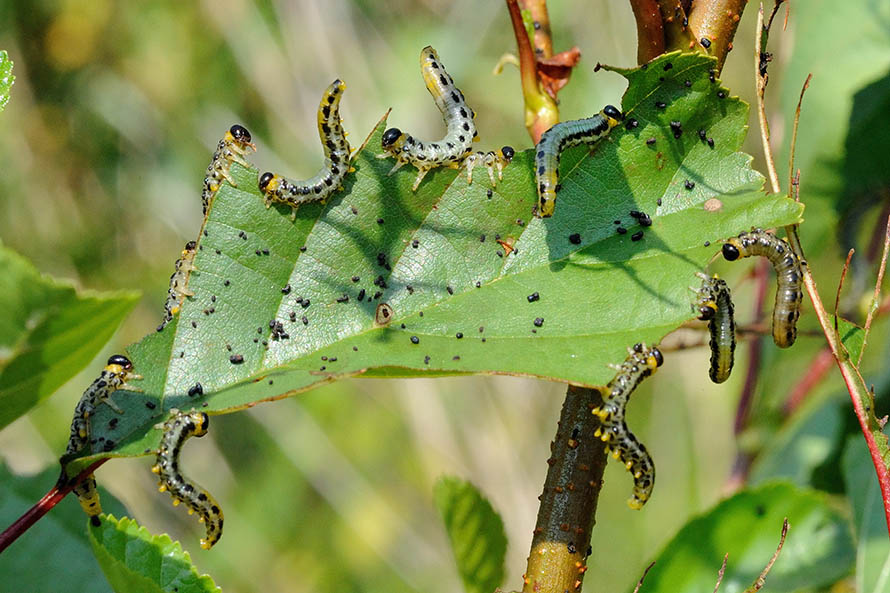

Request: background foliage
left=0, top=1, right=888, bottom=592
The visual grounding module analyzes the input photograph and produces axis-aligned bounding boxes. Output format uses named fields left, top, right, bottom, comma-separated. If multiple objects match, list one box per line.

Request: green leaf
left=0, top=462, right=128, bottom=593
left=0, top=244, right=140, bottom=429
left=65, top=52, right=803, bottom=474
left=843, top=436, right=890, bottom=593
left=433, top=476, right=506, bottom=593
left=0, top=50, right=13, bottom=111
left=88, top=514, right=221, bottom=593
left=636, top=482, right=854, bottom=593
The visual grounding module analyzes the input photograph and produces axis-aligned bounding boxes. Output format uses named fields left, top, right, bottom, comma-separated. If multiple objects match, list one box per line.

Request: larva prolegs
left=722, top=229, right=802, bottom=348
left=590, top=343, right=663, bottom=509
left=153, top=410, right=224, bottom=549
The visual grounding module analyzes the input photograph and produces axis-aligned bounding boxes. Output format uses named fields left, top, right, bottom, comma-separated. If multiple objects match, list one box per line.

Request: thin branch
left=754, top=4, right=781, bottom=194
left=632, top=561, right=656, bottom=593
left=788, top=74, right=813, bottom=198
left=0, top=460, right=107, bottom=554
left=859, top=215, right=890, bottom=366
left=521, top=386, right=609, bottom=593
left=835, top=249, right=855, bottom=340
left=712, top=554, right=729, bottom=593
left=630, top=0, right=666, bottom=63
left=743, top=518, right=789, bottom=593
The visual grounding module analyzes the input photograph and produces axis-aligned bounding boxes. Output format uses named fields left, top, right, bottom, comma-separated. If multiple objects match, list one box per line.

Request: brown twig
left=0, top=460, right=107, bottom=554
left=630, top=0, right=666, bottom=63
left=686, top=0, right=749, bottom=72
left=743, top=518, right=789, bottom=592
left=859, top=215, right=890, bottom=367
left=521, top=386, right=608, bottom=593
left=754, top=4, right=781, bottom=194
left=657, top=0, right=696, bottom=52
left=632, top=561, right=656, bottom=593
left=788, top=74, right=813, bottom=198
left=712, top=554, right=729, bottom=593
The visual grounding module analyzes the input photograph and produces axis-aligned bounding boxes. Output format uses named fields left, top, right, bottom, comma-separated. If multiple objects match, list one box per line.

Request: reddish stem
left=0, top=460, right=107, bottom=554
left=629, top=0, right=666, bottom=63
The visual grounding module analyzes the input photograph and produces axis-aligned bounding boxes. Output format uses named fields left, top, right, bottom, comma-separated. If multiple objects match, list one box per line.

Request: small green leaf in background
left=0, top=462, right=128, bottom=593
left=0, top=50, right=13, bottom=111
left=88, top=514, right=221, bottom=593
left=636, top=482, right=854, bottom=593
left=0, top=243, right=140, bottom=429
left=433, top=476, right=507, bottom=593
left=843, top=436, right=890, bottom=593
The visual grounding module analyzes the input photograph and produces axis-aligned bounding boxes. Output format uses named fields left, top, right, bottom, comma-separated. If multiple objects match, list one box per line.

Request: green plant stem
left=521, top=386, right=608, bottom=593
left=518, top=0, right=554, bottom=58
left=657, top=0, right=696, bottom=52
left=629, top=0, right=666, bottom=63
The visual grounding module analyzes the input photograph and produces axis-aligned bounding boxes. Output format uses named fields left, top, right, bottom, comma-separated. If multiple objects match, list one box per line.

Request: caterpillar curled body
left=258, top=79, right=352, bottom=215
left=591, top=343, right=663, bottom=509
left=64, top=354, right=141, bottom=524
left=722, top=229, right=803, bottom=348
left=202, top=124, right=256, bottom=215
left=152, top=410, right=223, bottom=549
left=533, top=105, right=623, bottom=217
left=694, top=273, right=736, bottom=383
left=464, top=146, right=515, bottom=187
left=156, top=241, right=198, bottom=332
left=379, top=46, right=479, bottom=191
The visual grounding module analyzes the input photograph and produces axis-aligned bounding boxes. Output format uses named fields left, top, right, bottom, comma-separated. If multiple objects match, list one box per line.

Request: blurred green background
left=1, top=1, right=889, bottom=592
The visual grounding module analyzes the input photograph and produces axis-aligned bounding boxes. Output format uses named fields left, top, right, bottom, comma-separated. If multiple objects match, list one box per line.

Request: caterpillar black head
left=229, top=124, right=252, bottom=144
left=107, top=354, right=132, bottom=370
left=381, top=127, right=403, bottom=148
left=501, top=146, right=515, bottom=162
left=722, top=243, right=741, bottom=261
left=651, top=347, right=664, bottom=367
left=603, top=105, right=623, bottom=121
left=258, top=172, right=275, bottom=193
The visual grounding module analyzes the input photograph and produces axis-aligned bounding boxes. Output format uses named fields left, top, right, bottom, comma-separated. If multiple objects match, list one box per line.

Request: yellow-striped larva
left=591, top=343, right=663, bottom=509
left=202, top=124, right=256, bottom=215
left=379, top=46, right=479, bottom=191
left=721, top=229, right=802, bottom=348
left=258, top=79, right=352, bottom=216
left=152, top=410, right=223, bottom=549
left=693, top=273, right=736, bottom=383
left=157, top=241, right=198, bottom=332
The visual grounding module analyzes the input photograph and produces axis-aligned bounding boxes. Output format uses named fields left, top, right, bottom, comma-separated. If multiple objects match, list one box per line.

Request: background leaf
left=0, top=462, right=128, bottom=593
left=433, top=476, right=507, bottom=593
left=636, top=482, right=854, bottom=593
left=843, top=436, right=890, bottom=593
left=0, top=243, right=140, bottom=429
left=0, top=50, right=12, bottom=111
left=88, top=514, right=221, bottom=593
left=66, top=52, right=802, bottom=475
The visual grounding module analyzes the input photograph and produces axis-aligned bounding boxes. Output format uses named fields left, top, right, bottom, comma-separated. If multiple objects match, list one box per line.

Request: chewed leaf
left=66, top=52, right=802, bottom=473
